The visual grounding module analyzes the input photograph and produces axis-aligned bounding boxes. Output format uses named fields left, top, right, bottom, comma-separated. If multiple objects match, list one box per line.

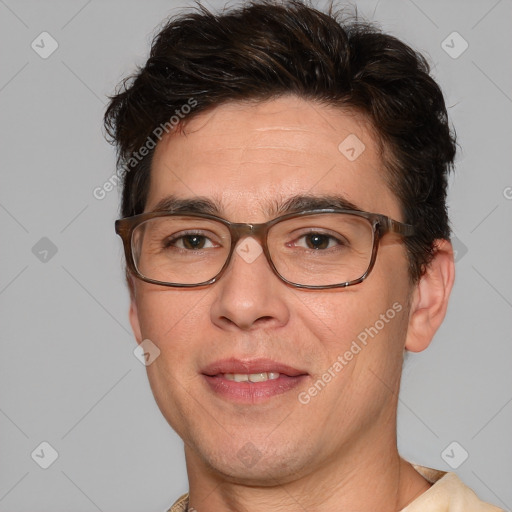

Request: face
left=129, top=95, right=414, bottom=484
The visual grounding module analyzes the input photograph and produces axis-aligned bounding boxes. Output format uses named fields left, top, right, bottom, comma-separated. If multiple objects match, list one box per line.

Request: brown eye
left=304, top=233, right=331, bottom=249
left=164, top=232, right=217, bottom=250
left=181, top=235, right=207, bottom=250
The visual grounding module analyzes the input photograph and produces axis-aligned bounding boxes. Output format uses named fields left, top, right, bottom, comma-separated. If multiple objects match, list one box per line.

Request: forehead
left=148, top=95, right=401, bottom=221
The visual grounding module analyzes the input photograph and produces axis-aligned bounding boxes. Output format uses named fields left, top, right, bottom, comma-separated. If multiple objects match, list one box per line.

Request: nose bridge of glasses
left=230, top=222, right=267, bottom=244
left=227, top=223, right=271, bottom=271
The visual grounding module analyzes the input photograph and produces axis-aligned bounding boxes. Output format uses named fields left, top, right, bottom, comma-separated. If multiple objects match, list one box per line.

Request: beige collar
left=167, top=465, right=503, bottom=512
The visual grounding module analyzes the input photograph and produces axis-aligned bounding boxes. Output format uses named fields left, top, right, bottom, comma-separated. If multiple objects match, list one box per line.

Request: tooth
left=222, top=372, right=282, bottom=382
left=248, top=372, right=268, bottom=382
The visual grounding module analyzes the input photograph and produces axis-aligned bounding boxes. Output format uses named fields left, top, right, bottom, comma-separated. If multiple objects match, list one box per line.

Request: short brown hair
left=104, top=0, right=456, bottom=282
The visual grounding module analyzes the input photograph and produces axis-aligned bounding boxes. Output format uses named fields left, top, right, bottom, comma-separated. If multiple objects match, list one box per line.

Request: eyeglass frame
left=115, top=208, right=415, bottom=290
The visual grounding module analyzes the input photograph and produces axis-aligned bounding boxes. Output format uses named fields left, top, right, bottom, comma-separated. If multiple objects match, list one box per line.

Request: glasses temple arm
left=385, top=218, right=415, bottom=236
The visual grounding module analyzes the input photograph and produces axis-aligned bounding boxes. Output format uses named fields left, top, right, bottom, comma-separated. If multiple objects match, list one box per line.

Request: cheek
left=135, top=290, right=212, bottom=428
left=294, top=263, right=410, bottom=368
left=296, top=289, right=395, bottom=343
left=135, top=288, right=211, bottom=360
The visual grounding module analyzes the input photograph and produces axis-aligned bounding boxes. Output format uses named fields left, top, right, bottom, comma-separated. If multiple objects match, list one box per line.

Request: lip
left=201, top=358, right=309, bottom=404
left=201, top=357, right=307, bottom=377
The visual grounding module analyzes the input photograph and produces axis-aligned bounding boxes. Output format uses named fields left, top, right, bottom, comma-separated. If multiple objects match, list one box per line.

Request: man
left=105, top=1, right=503, bottom=510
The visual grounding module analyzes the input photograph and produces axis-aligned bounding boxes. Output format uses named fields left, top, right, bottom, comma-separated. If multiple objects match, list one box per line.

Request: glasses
left=115, top=209, right=415, bottom=289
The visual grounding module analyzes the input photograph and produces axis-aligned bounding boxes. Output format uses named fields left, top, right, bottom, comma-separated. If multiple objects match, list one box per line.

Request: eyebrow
left=150, top=194, right=362, bottom=217
left=152, top=195, right=222, bottom=215
left=274, top=195, right=360, bottom=215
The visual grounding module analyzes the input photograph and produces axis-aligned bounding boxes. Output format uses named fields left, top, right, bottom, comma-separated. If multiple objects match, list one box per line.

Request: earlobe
left=405, top=239, right=455, bottom=353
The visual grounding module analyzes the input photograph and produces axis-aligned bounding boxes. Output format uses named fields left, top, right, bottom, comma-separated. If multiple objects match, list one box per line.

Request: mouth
left=201, top=358, right=309, bottom=403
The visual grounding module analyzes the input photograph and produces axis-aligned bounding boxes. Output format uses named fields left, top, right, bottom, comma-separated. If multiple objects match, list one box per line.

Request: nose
left=209, top=237, right=290, bottom=331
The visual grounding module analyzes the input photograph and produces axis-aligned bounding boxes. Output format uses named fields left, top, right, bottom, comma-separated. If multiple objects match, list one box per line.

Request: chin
left=189, top=434, right=311, bottom=485
left=205, top=456, right=304, bottom=486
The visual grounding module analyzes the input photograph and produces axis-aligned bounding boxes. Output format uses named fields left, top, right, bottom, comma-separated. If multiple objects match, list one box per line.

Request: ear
left=405, top=239, right=455, bottom=353
left=128, top=276, right=143, bottom=344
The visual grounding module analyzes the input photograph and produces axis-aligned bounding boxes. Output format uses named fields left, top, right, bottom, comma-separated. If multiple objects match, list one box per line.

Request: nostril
left=244, top=316, right=278, bottom=331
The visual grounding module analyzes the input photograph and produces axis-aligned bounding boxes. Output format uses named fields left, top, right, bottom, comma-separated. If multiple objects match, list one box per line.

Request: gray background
left=1, top=0, right=511, bottom=510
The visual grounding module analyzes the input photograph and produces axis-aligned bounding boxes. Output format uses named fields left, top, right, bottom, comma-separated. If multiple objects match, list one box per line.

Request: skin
left=128, top=95, right=455, bottom=512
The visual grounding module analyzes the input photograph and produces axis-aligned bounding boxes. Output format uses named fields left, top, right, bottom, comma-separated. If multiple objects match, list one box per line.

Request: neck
left=184, top=428, right=431, bottom=512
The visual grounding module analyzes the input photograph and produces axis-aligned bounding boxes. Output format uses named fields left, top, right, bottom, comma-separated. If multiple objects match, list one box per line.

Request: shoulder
left=401, top=465, right=504, bottom=512
left=166, top=492, right=189, bottom=512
